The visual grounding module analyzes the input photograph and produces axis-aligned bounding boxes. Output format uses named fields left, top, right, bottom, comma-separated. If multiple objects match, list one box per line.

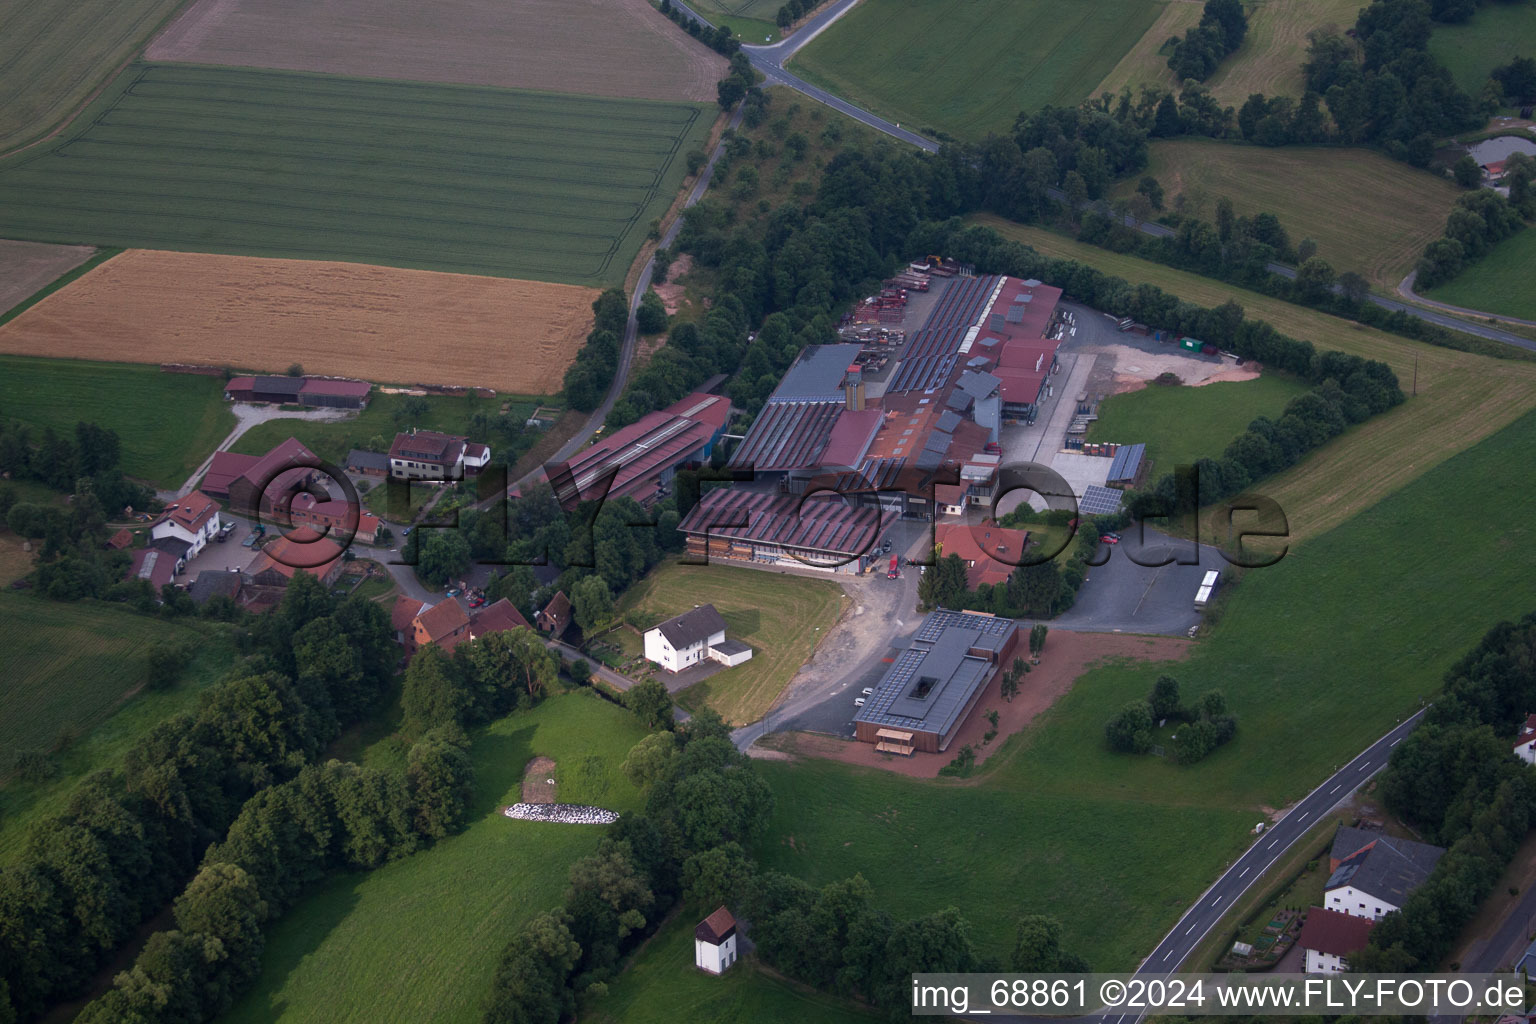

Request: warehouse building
left=553, top=391, right=730, bottom=508
left=676, top=487, right=880, bottom=573
left=853, top=609, right=1020, bottom=754
left=224, top=375, right=371, bottom=409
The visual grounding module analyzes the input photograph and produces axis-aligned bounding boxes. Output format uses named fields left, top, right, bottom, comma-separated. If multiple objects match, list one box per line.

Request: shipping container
left=1179, top=337, right=1203, bottom=352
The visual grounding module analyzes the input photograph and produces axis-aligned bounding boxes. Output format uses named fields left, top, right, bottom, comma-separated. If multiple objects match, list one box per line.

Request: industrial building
left=676, top=487, right=881, bottom=573
left=553, top=391, right=730, bottom=508
left=853, top=609, right=1020, bottom=754
left=721, top=272, right=1062, bottom=527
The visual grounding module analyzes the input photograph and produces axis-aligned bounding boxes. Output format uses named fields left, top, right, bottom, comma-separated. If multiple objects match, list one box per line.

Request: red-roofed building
left=820, top=408, right=882, bottom=471
left=412, top=599, right=470, bottom=651
left=402, top=597, right=531, bottom=656
left=106, top=528, right=134, bottom=550
left=202, top=438, right=322, bottom=520
left=283, top=492, right=380, bottom=544
left=1515, top=713, right=1536, bottom=764
left=461, top=599, right=531, bottom=646
left=1298, top=907, right=1376, bottom=974
left=389, top=430, right=489, bottom=481
left=225, top=375, right=370, bottom=409
left=124, top=547, right=177, bottom=591
left=245, top=527, right=344, bottom=588
left=934, top=521, right=1030, bottom=589
left=553, top=392, right=730, bottom=507
left=392, top=595, right=424, bottom=644
left=298, top=377, right=371, bottom=408
left=151, top=490, right=223, bottom=557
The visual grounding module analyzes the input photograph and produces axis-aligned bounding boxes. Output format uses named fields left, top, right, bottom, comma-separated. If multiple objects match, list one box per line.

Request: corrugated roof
left=677, top=488, right=879, bottom=558
left=729, top=401, right=843, bottom=472
left=771, top=344, right=864, bottom=402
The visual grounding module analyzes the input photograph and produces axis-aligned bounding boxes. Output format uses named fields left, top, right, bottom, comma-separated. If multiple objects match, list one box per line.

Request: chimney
left=844, top=370, right=865, bottom=411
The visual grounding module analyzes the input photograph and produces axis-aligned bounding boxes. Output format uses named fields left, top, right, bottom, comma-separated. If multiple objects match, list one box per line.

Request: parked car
left=854, top=698, right=866, bottom=707
left=446, top=588, right=460, bottom=597
left=1102, top=535, right=1119, bottom=545
left=401, top=527, right=411, bottom=536
left=861, top=687, right=874, bottom=696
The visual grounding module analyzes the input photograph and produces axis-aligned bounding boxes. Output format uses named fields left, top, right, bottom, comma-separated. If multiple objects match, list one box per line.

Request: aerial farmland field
left=0, top=239, right=96, bottom=314
left=0, top=250, right=600, bottom=393
left=147, top=0, right=724, bottom=103
left=0, top=64, right=715, bottom=285
left=0, top=0, right=186, bottom=153
left=789, top=0, right=1162, bottom=140
left=1113, top=139, right=1460, bottom=289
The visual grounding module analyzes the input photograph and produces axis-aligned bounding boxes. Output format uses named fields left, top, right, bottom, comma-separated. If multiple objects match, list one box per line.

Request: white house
left=151, top=490, right=222, bottom=558
left=644, top=605, right=752, bottom=673
left=694, top=906, right=738, bottom=975
left=1515, top=714, right=1536, bottom=764
left=1297, top=906, right=1376, bottom=974
left=1323, top=826, right=1444, bottom=921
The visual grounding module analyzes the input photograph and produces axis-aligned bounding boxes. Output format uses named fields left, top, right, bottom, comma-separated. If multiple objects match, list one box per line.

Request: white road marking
left=1299, top=812, right=1309, bottom=820
left=1210, top=895, right=1221, bottom=906
left=1163, top=950, right=1173, bottom=961
left=1391, top=737, right=1402, bottom=746
left=1239, top=867, right=1248, bottom=877
left=1330, top=785, right=1340, bottom=794
left=1185, top=924, right=1196, bottom=935
left=1267, top=839, right=1277, bottom=849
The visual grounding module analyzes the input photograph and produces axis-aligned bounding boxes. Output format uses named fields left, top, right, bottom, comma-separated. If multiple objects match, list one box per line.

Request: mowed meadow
left=790, top=0, right=1161, bottom=139
left=0, top=64, right=714, bottom=285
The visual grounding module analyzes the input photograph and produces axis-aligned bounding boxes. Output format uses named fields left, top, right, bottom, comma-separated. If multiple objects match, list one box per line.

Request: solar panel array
left=887, top=275, right=999, bottom=394
left=913, top=608, right=1014, bottom=642
left=1079, top=485, right=1124, bottom=516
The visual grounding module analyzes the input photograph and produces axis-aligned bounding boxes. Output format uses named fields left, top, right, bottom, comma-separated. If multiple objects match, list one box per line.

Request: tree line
left=0, top=574, right=398, bottom=1023
left=1353, top=613, right=1536, bottom=971
left=657, top=0, right=743, bottom=58
left=561, top=288, right=628, bottom=413
left=1415, top=158, right=1533, bottom=289
left=1165, top=0, right=1248, bottom=83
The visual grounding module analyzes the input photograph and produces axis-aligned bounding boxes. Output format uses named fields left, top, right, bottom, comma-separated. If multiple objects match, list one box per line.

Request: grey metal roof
left=935, top=410, right=963, bottom=434
left=189, top=569, right=243, bottom=604
left=729, top=401, right=842, bottom=471
left=957, top=370, right=1001, bottom=401
left=150, top=536, right=192, bottom=558
left=252, top=376, right=306, bottom=396
left=710, top=637, right=751, bottom=657
left=1106, top=443, right=1146, bottom=484
left=346, top=449, right=390, bottom=472
left=854, top=609, right=1015, bottom=740
left=1325, top=833, right=1444, bottom=907
left=770, top=343, right=863, bottom=403
left=652, top=604, right=727, bottom=649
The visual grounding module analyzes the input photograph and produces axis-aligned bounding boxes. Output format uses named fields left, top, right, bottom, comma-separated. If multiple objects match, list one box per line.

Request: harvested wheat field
left=0, top=250, right=598, bottom=393
left=147, top=0, right=724, bottom=102
left=0, top=239, right=95, bottom=313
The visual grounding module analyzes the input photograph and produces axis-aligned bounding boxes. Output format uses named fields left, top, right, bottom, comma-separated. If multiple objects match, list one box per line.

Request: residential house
left=694, top=906, right=738, bottom=975
left=388, top=430, right=490, bottom=481
left=402, top=597, right=531, bottom=657
left=245, top=528, right=345, bottom=589
left=1323, top=826, right=1444, bottom=921
left=933, top=521, right=1030, bottom=589
left=1516, top=714, right=1536, bottom=765
left=1298, top=907, right=1377, bottom=974
left=391, top=596, right=425, bottom=647
left=644, top=604, right=752, bottom=673
left=188, top=569, right=245, bottom=606
left=151, top=490, right=222, bottom=558
left=283, top=492, right=380, bottom=544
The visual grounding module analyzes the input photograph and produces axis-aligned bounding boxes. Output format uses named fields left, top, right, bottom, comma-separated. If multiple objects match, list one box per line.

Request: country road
left=1397, top=268, right=1536, bottom=329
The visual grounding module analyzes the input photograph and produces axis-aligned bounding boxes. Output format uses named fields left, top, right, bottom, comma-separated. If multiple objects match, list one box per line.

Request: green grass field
left=1429, top=3, right=1536, bottom=95
left=1202, top=0, right=1368, bottom=104
left=1116, top=139, right=1461, bottom=290
left=0, top=0, right=187, bottom=153
left=1086, top=374, right=1310, bottom=470
left=971, top=216, right=1536, bottom=544
left=230, top=392, right=540, bottom=467
left=789, top=0, right=1161, bottom=140
left=0, top=596, right=237, bottom=860
left=582, top=913, right=876, bottom=1023
left=618, top=562, right=845, bottom=725
left=755, top=403, right=1536, bottom=968
left=223, top=692, right=649, bottom=1024
left=0, top=354, right=233, bottom=488
left=1422, top=227, right=1536, bottom=321
left=685, top=0, right=782, bottom=43
left=0, top=63, right=714, bottom=285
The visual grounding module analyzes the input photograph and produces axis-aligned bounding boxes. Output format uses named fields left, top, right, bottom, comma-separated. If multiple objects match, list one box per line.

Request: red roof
left=299, top=378, right=371, bottom=398
left=159, top=490, right=220, bottom=533
left=126, top=548, right=177, bottom=588
left=557, top=392, right=730, bottom=505
left=438, top=598, right=534, bottom=653
left=414, top=599, right=470, bottom=644
left=390, top=430, right=464, bottom=466
left=1298, top=907, right=1376, bottom=957
left=202, top=451, right=260, bottom=497
left=677, top=488, right=879, bottom=558
left=935, top=483, right=966, bottom=505
left=392, top=596, right=425, bottom=632
left=1516, top=713, right=1536, bottom=748
left=696, top=906, right=737, bottom=944
left=107, top=528, right=134, bottom=550
left=246, top=527, right=343, bottom=582
left=821, top=408, right=883, bottom=469
left=934, top=521, right=1030, bottom=588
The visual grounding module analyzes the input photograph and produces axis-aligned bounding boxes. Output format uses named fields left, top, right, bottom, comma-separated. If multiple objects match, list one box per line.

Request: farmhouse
left=401, top=597, right=531, bottom=657
left=853, top=608, right=1020, bottom=755
left=1515, top=713, right=1536, bottom=764
left=1297, top=907, right=1376, bottom=975
left=643, top=604, right=752, bottom=673
left=535, top=591, right=578, bottom=644
left=933, top=521, right=1030, bottom=589
left=202, top=437, right=321, bottom=515
left=676, top=487, right=880, bottom=574
left=245, top=527, right=345, bottom=589
left=282, top=492, right=381, bottom=544
left=224, top=375, right=371, bottom=409
left=1322, top=826, right=1444, bottom=920
left=389, top=430, right=491, bottom=481
left=552, top=391, right=730, bottom=508
left=694, top=906, right=739, bottom=975
left=151, top=490, right=222, bottom=558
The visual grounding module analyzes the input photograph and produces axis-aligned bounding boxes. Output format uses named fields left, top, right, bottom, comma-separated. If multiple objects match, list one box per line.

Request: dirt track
left=0, top=250, right=597, bottom=394
left=0, top=240, right=95, bottom=313
left=147, top=0, right=725, bottom=102
left=771, top=630, right=1192, bottom=778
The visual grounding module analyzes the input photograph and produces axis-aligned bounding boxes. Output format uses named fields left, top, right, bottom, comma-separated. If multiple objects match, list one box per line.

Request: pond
left=1466, top=134, right=1536, bottom=165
